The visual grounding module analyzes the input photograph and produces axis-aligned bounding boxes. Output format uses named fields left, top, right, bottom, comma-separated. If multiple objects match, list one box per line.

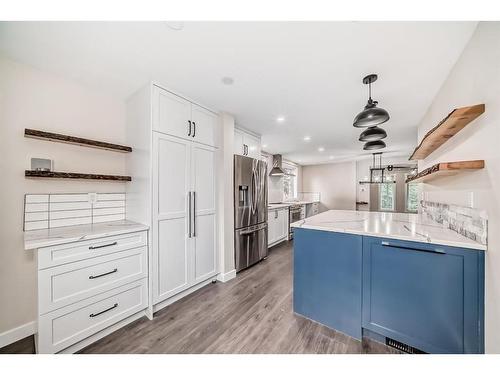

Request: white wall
left=0, top=57, right=127, bottom=340
left=415, top=22, right=500, bottom=353
left=302, top=161, right=356, bottom=211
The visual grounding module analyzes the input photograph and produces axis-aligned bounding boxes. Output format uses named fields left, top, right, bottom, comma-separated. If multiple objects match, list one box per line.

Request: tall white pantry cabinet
left=126, top=83, right=220, bottom=313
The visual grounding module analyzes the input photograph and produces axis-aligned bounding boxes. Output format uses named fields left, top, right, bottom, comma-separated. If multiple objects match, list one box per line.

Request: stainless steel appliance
left=234, top=155, right=268, bottom=272
left=289, top=204, right=305, bottom=240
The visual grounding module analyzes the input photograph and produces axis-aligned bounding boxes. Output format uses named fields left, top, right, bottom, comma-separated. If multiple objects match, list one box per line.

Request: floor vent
left=385, top=338, right=425, bottom=354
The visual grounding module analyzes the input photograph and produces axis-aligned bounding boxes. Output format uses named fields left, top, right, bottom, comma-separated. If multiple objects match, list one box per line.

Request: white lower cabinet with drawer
left=38, top=279, right=148, bottom=354
left=28, top=224, right=149, bottom=354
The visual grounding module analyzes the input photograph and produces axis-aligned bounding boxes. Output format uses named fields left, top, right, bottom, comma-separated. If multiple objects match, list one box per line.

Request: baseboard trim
left=0, top=321, right=37, bottom=349
left=217, top=269, right=236, bottom=283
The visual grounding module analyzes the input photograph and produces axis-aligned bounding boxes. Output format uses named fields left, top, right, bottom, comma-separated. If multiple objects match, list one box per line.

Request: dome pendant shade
left=353, top=100, right=390, bottom=128
left=353, top=74, right=390, bottom=128
left=363, top=140, right=386, bottom=151
left=359, top=126, right=387, bottom=142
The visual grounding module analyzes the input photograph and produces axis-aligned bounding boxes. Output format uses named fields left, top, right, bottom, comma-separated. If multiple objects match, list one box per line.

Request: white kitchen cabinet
left=234, top=127, right=261, bottom=158
left=191, top=143, right=217, bottom=283
left=152, top=133, right=191, bottom=301
left=127, top=82, right=219, bottom=312
left=31, top=226, right=149, bottom=353
left=268, top=207, right=289, bottom=247
left=153, top=85, right=218, bottom=148
left=191, top=103, right=218, bottom=148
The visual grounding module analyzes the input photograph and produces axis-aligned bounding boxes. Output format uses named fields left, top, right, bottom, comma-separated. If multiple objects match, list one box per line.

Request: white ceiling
left=0, top=22, right=477, bottom=164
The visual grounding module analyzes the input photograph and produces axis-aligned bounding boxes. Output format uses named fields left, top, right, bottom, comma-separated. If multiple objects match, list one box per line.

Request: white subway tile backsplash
left=24, top=212, right=49, bottom=222
left=50, top=216, right=92, bottom=228
left=93, top=200, right=125, bottom=208
left=49, top=201, right=92, bottom=211
left=25, top=194, right=49, bottom=203
left=49, top=194, right=89, bottom=203
left=92, top=214, right=126, bottom=223
left=50, top=209, right=92, bottom=220
left=25, top=203, right=49, bottom=212
left=24, top=221, right=49, bottom=231
left=93, top=207, right=126, bottom=216
left=24, top=193, right=126, bottom=231
left=97, top=193, right=126, bottom=201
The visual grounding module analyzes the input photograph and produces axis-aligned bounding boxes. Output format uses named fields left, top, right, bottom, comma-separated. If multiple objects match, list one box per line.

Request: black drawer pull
left=381, top=241, right=446, bottom=255
left=89, top=241, right=117, bottom=250
left=89, top=268, right=118, bottom=279
left=89, top=303, right=118, bottom=318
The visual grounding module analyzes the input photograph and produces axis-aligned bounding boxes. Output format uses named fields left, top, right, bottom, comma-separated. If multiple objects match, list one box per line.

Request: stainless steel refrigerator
left=234, top=154, right=268, bottom=272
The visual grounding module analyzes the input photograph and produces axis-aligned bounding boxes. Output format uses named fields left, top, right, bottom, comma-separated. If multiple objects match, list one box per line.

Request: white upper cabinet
left=153, top=86, right=192, bottom=141
left=191, top=104, right=218, bottom=148
left=245, top=133, right=261, bottom=159
left=234, top=127, right=261, bottom=158
left=153, top=85, right=218, bottom=148
left=234, top=128, right=245, bottom=155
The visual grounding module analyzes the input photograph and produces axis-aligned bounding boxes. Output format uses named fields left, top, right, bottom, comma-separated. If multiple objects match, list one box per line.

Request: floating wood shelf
left=356, top=201, right=369, bottom=205
left=405, top=160, right=484, bottom=184
left=25, top=170, right=131, bottom=181
left=24, top=128, right=132, bottom=153
left=409, top=104, right=485, bottom=160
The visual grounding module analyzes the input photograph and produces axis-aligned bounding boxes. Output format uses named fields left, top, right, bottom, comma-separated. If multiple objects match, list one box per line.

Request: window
left=283, top=163, right=298, bottom=200
left=379, top=182, right=395, bottom=211
left=406, top=182, right=419, bottom=212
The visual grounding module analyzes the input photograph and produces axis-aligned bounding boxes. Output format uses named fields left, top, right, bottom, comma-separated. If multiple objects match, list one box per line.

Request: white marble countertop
left=24, top=220, right=149, bottom=250
left=290, top=210, right=486, bottom=251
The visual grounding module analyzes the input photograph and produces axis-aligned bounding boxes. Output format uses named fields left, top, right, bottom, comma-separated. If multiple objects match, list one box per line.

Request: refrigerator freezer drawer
left=235, top=223, right=268, bottom=272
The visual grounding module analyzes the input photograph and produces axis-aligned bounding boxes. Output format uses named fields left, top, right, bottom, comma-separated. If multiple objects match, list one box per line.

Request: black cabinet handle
left=89, top=303, right=118, bottom=318
left=188, top=120, right=192, bottom=136
left=89, top=268, right=118, bottom=279
left=89, top=241, right=117, bottom=250
left=381, top=241, right=446, bottom=255
left=192, top=121, right=196, bottom=137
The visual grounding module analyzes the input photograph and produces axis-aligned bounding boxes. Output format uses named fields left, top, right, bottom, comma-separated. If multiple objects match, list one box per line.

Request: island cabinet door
left=362, top=236, right=485, bottom=354
left=293, top=228, right=363, bottom=340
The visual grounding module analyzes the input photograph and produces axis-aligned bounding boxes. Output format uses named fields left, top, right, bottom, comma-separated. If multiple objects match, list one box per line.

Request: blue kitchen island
left=292, top=210, right=485, bottom=354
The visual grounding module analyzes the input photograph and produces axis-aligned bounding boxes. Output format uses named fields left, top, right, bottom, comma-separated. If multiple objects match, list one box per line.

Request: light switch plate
left=88, top=192, right=98, bottom=204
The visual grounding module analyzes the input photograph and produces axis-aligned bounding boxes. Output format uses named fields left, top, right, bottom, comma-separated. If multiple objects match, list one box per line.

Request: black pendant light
left=363, top=140, right=386, bottom=151
left=353, top=74, right=390, bottom=128
left=359, top=126, right=387, bottom=142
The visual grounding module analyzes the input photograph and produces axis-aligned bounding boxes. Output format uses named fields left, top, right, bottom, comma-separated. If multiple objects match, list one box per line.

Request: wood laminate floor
left=1, top=240, right=401, bottom=354
left=80, top=241, right=399, bottom=354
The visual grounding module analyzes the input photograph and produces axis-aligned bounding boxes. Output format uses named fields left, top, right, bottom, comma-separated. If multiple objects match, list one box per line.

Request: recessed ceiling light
left=329, top=156, right=334, bottom=160
left=303, top=136, right=311, bottom=141
left=221, top=77, right=234, bottom=85
left=276, top=116, right=285, bottom=123
left=165, top=22, right=184, bottom=31
left=318, top=147, right=325, bottom=152
left=262, top=144, right=268, bottom=148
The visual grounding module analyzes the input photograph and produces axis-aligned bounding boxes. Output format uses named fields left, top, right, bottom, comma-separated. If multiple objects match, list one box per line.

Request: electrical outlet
left=88, top=192, right=98, bottom=204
